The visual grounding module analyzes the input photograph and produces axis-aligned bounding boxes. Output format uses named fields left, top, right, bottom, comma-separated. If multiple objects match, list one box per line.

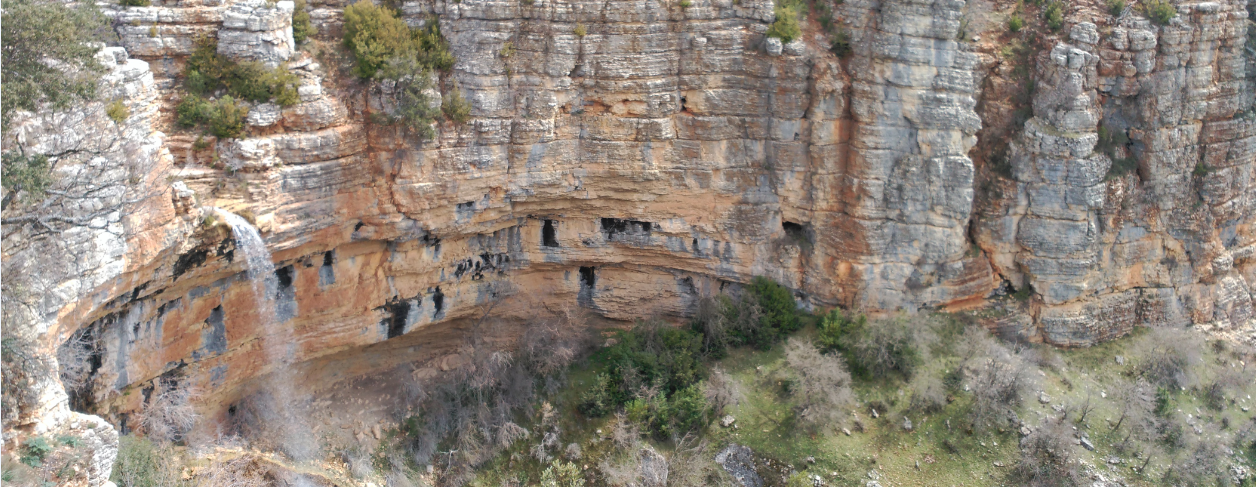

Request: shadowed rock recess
left=2, top=0, right=1253, bottom=481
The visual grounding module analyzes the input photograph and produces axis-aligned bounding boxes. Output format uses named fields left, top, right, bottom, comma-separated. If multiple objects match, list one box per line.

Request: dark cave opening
left=542, top=219, right=559, bottom=247
left=579, top=266, right=596, bottom=289
left=432, top=287, right=445, bottom=317
left=384, top=298, right=409, bottom=339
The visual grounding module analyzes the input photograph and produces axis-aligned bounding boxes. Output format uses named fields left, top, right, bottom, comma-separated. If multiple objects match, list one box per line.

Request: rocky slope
left=2, top=0, right=1253, bottom=481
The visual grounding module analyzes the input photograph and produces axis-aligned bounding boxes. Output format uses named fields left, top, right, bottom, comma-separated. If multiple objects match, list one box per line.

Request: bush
left=579, top=321, right=710, bottom=439
left=574, top=23, right=587, bottom=37
left=689, top=278, right=799, bottom=353
left=747, top=276, right=799, bottom=340
left=342, top=0, right=414, bottom=78
left=781, top=338, right=854, bottom=431
left=1008, top=14, right=1024, bottom=32
left=120, top=0, right=151, bottom=6
left=1192, top=162, right=1210, bottom=177
left=829, top=27, right=852, bottom=57
left=541, top=460, right=585, bottom=487
left=1107, top=0, right=1126, bottom=16
left=184, top=38, right=301, bottom=106
left=107, top=100, right=129, bottom=123
left=625, top=384, right=710, bottom=440
left=1013, top=418, right=1083, bottom=487
left=1131, top=327, right=1203, bottom=390
left=1141, top=0, right=1176, bottom=24
left=957, top=326, right=1038, bottom=432
left=1043, top=2, right=1065, bottom=31
left=136, top=378, right=200, bottom=444
left=112, top=435, right=181, bottom=487
left=820, top=312, right=934, bottom=380
left=1, top=151, right=52, bottom=205
left=20, top=436, right=52, bottom=467
left=441, top=87, right=472, bottom=123
left=292, top=0, right=313, bottom=44
left=206, top=96, right=249, bottom=139
left=766, top=5, right=802, bottom=43
left=343, top=3, right=453, bottom=78
left=176, top=95, right=209, bottom=127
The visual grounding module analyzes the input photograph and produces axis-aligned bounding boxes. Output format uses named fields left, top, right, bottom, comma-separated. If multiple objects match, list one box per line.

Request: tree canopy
left=1, top=0, right=113, bottom=131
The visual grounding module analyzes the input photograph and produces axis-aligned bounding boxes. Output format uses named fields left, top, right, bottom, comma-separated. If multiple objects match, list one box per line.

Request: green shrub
left=1142, top=0, right=1176, bottom=24
left=292, top=0, right=313, bottom=44
left=106, top=100, right=130, bottom=123
left=1107, top=0, right=1126, bottom=16
left=441, top=87, right=472, bottom=123
left=624, top=385, right=709, bottom=440
left=1043, top=1, right=1065, bottom=31
left=829, top=27, right=852, bottom=57
left=57, top=435, right=81, bottom=447
left=112, top=435, right=179, bottom=487
left=184, top=38, right=300, bottom=106
left=748, top=276, right=799, bottom=336
left=689, top=278, right=801, bottom=353
left=1, top=151, right=52, bottom=204
left=413, top=19, right=455, bottom=71
left=343, top=3, right=454, bottom=78
left=766, top=5, right=802, bottom=43
left=206, top=96, right=248, bottom=139
left=845, top=314, right=935, bottom=379
left=540, top=460, right=585, bottom=487
left=817, top=308, right=866, bottom=353
left=20, top=437, right=52, bottom=467
left=1193, top=162, right=1210, bottom=177
left=391, top=70, right=439, bottom=138
left=679, top=0, right=691, bottom=7
left=573, top=23, right=587, bottom=37
left=579, top=322, right=711, bottom=438
left=343, top=0, right=414, bottom=78
left=1008, top=14, right=1024, bottom=32
left=120, top=0, right=151, bottom=6
left=176, top=94, right=210, bottom=127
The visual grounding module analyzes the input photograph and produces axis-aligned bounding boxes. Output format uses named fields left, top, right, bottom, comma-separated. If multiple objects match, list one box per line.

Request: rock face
left=1, top=0, right=1252, bottom=476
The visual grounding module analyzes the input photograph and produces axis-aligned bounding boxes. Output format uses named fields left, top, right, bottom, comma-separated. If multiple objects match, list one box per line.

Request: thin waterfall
left=205, top=207, right=314, bottom=459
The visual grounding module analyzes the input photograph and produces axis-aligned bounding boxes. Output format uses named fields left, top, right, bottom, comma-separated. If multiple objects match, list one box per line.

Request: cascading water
left=205, top=207, right=315, bottom=459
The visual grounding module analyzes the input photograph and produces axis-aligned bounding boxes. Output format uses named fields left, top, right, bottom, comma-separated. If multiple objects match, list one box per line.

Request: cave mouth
left=542, top=219, right=559, bottom=247
left=782, top=221, right=812, bottom=246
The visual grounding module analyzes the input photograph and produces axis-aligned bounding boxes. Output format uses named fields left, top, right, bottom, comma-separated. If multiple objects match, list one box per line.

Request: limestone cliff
left=2, top=0, right=1253, bottom=480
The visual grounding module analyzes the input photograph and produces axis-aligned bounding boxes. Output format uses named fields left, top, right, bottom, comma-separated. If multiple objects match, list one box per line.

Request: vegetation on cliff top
left=342, top=0, right=466, bottom=136
left=0, top=0, right=112, bottom=131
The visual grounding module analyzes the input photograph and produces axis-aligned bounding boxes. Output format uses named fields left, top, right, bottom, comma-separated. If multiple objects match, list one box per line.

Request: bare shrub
left=959, top=326, right=1038, bottom=432
left=1021, top=345, right=1065, bottom=372
left=496, top=421, right=529, bottom=449
left=1111, top=379, right=1157, bottom=446
left=1013, top=417, right=1083, bottom=487
left=1131, top=327, right=1204, bottom=390
left=137, top=378, right=200, bottom=444
left=781, top=337, right=854, bottom=431
left=56, top=327, right=97, bottom=396
left=1164, top=432, right=1227, bottom=485
left=666, top=434, right=734, bottom=486
left=907, top=372, right=947, bottom=413
left=194, top=455, right=268, bottom=487
left=519, top=305, right=592, bottom=391
left=840, top=313, right=938, bottom=379
left=703, top=366, right=744, bottom=417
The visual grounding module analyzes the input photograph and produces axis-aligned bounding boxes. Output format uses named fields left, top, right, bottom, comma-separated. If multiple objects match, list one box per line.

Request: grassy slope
left=473, top=311, right=1256, bottom=487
